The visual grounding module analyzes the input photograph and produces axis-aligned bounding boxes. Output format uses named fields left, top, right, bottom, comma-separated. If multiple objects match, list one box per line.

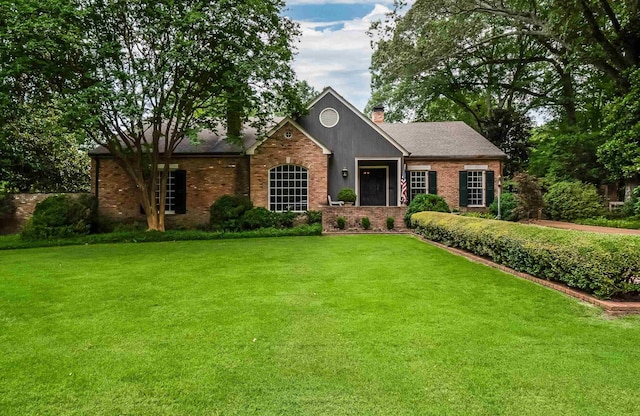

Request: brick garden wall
left=94, top=156, right=249, bottom=228
left=321, top=206, right=407, bottom=232
left=0, top=193, right=85, bottom=234
left=406, top=159, right=502, bottom=211
left=250, top=121, right=328, bottom=211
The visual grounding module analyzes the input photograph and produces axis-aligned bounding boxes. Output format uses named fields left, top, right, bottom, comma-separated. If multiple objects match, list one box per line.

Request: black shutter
left=428, top=171, right=437, bottom=195
left=174, top=170, right=187, bottom=214
left=485, top=170, right=495, bottom=206
left=140, top=204, right=146, bottom=215
left=459, top=171, right=468, bottom=207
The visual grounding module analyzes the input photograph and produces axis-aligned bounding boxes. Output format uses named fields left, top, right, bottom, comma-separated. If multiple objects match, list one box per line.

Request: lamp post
left=497, top=176, right=502, bottom=220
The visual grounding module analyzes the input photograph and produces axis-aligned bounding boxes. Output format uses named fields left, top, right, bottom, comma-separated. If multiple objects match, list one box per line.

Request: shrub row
left=412, top=211, right=640, bottom=299
left=2, top=224, right=322, bottom=251
left=209, top=195, right=320, bottom=231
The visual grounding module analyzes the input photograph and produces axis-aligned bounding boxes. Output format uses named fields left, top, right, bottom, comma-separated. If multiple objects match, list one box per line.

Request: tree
left=0, top=105, right=90, bottom=192
left=529, top=124, right=608, bottom=186
left=369, top=0, right=640, bottom=182
left=598, top=67, right=640, bottom=182
left=512, top=172, right=543, bottom=220
left=294, top=81, right=321, bottom=107
left=370, top=1, right=542, bottom=174
left=0, top=0, right=302, bottom=231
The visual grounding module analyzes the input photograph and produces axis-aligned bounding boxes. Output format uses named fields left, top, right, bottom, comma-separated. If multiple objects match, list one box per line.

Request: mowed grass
left=1, top=235, right=640, bottom=415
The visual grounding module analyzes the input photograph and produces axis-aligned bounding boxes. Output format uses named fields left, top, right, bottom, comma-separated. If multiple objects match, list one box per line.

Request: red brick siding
left=321, top=206, right=407, bottom=231
left=250, top=121, right=328, bottom=211
left=95, top=156, right=249, bottom=227
left=406, top=159, right=502, bottom=211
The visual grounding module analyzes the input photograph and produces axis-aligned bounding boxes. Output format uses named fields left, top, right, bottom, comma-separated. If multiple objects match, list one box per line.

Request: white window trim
left=467, top=170, right=486, bottom=207
left=464, top=164, right=488, bottom=170
left=407, top=165, right=431, bottom=171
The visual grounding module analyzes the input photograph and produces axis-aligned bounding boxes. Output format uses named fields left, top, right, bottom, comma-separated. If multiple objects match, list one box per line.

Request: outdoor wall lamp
left=342, top=168, right=348, bottom=178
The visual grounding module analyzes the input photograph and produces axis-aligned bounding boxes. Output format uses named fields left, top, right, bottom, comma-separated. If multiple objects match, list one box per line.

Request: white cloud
left=292, top=4, right=392, bottom=111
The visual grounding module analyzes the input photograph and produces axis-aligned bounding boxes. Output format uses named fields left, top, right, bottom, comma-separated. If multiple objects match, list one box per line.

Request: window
left=410, top=171, right=427, bottom=201
left=319, top=108, right=339, bottom=128
left=408, top=170, right=437, bottom=201
left=155, top=169, right=186, bottom=214
left=157, top=171, right=176, bottom=213
left=459, top=170, right=494, bottom=207
left=269, top=165, right=308, bottom=212
left=467, top=171, right=485, bottom=206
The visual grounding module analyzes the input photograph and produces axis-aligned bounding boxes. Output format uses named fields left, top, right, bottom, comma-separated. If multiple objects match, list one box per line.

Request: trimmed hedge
left=0, top=224, right=322, bottom=251
left=412, top=212, right=640, bottom=299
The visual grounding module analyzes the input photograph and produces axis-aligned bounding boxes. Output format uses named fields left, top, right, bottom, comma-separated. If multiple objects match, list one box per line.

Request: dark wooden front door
left=359, top=168, right=387, bottom=206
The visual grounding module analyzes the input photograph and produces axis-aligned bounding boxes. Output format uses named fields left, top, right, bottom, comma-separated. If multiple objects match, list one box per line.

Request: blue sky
left=283, top=1, right=395, bottom=111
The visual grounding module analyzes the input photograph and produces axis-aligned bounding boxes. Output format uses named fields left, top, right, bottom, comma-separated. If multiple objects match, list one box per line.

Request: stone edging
left=413, top=235, right=640, bottom=316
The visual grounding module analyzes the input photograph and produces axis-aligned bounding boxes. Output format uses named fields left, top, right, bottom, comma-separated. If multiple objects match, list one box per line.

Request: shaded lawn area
left=1, top=235, right=640, bottom=415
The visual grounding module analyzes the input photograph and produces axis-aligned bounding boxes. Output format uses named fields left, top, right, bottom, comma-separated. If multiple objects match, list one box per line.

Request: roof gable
left=245, top=117, right=332, bottom=155
left=301, top=87, right=409, bottom=156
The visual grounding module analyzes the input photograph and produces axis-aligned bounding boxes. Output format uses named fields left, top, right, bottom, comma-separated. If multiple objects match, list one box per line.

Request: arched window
left=269, top=165, right=308, bottom=212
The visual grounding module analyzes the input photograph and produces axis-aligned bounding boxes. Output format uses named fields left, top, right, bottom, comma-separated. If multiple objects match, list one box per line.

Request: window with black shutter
left=459, top=170, right=494, bottom=207
left=156, top=169, right=187, bottom=214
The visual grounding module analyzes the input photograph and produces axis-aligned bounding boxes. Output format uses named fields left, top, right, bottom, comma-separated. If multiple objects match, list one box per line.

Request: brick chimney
left=372, top=104, right=384, bottom=124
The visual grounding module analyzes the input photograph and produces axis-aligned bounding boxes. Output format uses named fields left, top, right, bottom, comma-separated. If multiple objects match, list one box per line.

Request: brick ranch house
left=90, top=87, right=505, bottom=229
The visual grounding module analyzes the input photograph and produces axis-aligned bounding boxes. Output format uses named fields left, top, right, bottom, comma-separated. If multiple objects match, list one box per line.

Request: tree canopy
left=370, top=0, right=640, bottom=185
left=1, top=0, right=303, bottom=230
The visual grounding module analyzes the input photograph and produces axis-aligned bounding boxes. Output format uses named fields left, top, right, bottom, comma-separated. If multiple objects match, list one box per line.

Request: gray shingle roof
left=378, top=121, right=506, bottom=158
left=89, top=118, right=285, bottom=156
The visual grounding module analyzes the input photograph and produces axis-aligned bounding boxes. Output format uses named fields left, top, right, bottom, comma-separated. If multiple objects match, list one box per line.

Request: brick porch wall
left=93, top=156, right=249, bottom=228
left=321, top=206, right=407, bottom=231
left=250, top=121, right=328, bottom=211
left=406, top=159, right=502, bottom=211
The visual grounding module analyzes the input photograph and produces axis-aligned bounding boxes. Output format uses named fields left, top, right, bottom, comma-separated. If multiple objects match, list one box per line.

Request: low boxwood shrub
left=337, top=188, right=356, bottom=203
left=404, top=194, right=450, bottom=227
left=21, top=194, right=96, bottom=240
left=209, top=195, right=253, bottom=231
left=386, top=217, right=394, bottom=230
left=361, top=217, right=371, bottom=230
left=336, top=216, right=346, bottom=230
left=240, top=207, right=277, bottom=230
left=412, top=211, right=640, bottom=299
left=307, top=210, right=322, bottom=225
left=489, top=192, right=518, bottom=221
left=543, top=181, right=604, bottom=221
left=277, top=211, right=297, bottom=228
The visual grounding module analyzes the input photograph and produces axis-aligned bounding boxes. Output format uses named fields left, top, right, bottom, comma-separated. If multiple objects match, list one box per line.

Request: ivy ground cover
left=2, top=235, right=640, bottom=415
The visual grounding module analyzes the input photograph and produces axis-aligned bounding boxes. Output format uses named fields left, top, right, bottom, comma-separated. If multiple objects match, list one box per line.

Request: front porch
left=321, top=205, right=408, bottom=232
left=354, top=158, right=402, bottom=206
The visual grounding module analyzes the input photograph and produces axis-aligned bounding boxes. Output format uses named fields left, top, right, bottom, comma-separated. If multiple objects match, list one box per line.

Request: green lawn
left=1, top=235, right=640, bottom=415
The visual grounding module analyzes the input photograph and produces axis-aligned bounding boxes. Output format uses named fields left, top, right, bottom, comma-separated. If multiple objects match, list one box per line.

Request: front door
left=359, top=168, right=387, bottom=206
